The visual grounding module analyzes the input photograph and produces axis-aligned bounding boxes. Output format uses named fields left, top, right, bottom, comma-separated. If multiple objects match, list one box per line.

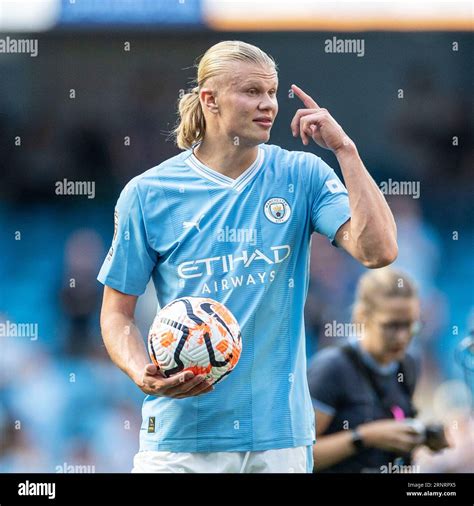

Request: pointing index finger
left=291, top=84, right=320, bottom=109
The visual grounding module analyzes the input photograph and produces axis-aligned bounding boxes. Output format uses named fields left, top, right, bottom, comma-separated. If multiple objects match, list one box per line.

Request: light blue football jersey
left=97, top=143, right=351, bottom=452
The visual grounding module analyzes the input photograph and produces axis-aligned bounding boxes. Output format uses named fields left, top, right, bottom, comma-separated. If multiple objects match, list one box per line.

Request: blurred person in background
left=304, top=233, right=362, bottom=357
left=391, top=62, right=472, bottom=186
left=308, top=268, right=449, bottom=473
left=414, top=339, right=474, bottom=473
left=414, top=403, right=473, bottom=473
left=60, top=229, right=104, bottom=357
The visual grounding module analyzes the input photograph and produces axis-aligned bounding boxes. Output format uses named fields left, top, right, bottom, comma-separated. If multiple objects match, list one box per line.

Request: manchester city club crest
left=264, top=197, right=291, bottom=224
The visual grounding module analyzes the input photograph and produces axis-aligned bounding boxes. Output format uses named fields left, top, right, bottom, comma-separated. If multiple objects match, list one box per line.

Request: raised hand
left=290, top=84, right=353, bottom=153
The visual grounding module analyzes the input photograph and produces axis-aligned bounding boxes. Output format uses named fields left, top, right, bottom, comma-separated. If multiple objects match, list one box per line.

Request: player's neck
left=193, top=138, right=259, bottom=181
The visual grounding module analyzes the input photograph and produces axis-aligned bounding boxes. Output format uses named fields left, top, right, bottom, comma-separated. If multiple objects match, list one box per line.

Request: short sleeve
left=307, top=350, right=345, bottom=415
left=97, top=182, right=158, bottom=296
left=306, top=154, right=351, bottom=245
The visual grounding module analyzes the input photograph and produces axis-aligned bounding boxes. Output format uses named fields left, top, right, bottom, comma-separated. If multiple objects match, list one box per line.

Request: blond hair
left=352, top=267, right=418, bottom=320
left=173, top=40, right=277, bottom=150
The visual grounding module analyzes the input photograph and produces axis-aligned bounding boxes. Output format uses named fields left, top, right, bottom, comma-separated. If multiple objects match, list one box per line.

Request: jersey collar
left=184, top=145, right=265, bottom=193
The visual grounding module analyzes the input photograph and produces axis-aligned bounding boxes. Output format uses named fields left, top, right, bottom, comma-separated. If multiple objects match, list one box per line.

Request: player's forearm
left=335, top=143, right=398, bottom=268
left=313, top=431, right=358, bottom=471
left=100, top=311, right=150, bottom=385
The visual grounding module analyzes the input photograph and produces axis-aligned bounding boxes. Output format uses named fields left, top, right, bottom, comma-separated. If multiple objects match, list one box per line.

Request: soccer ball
left=148, top=297, right=242, bottom=385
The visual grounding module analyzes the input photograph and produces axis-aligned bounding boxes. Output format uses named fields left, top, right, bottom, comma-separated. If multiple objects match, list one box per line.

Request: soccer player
left=98, top=40, right=398, bottom=473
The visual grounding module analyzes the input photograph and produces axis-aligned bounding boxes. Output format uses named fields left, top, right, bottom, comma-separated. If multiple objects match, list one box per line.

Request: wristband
left=351, top=428, right=366, bottom=452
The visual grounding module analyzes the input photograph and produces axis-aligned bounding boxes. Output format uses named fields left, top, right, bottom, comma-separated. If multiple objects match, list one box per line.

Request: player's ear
left=200, top=88, right=219, bottom=114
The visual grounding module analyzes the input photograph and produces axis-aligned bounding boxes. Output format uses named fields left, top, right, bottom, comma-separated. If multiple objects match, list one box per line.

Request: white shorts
left=132, top=446, right=313, bottom=473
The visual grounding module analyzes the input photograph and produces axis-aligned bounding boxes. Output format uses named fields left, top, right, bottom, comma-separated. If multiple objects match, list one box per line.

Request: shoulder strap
left=341, top=343, right=387, bottom=399
left=399, top=353, right=417, bottom=397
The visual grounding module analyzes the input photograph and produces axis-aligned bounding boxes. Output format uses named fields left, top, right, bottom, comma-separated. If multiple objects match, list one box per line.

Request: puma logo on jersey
left=183, top=213, right=205, bottom=232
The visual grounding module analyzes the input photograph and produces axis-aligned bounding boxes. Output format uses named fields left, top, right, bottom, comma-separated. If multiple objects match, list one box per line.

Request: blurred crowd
left=0, top=33, right=472, bottom=472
